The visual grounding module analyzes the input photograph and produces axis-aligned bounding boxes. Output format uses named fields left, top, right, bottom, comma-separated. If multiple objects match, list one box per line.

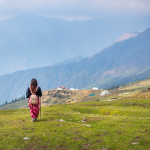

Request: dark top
left=26, top=86, right=42, bottom=98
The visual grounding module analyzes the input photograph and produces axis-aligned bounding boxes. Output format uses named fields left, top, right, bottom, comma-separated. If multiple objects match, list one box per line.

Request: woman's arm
left=38, top=87, right=42, bottom=97
left=26, top=87, right=31, bottom=98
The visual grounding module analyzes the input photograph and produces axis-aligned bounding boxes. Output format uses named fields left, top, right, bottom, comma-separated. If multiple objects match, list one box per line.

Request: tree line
left=0, top=95, right=25, bottom=106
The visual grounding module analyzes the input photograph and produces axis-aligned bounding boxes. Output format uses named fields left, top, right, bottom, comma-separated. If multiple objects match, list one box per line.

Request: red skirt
left=28, top=98, right=39, bottom=118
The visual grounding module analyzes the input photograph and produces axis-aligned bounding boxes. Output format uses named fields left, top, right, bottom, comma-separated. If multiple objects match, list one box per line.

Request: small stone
left=59, top=119, right=65, bottom=122
left=82, top=124, right=92, bottom=127
left=23, top=137, right=31, bottom=140
left=69, top=119, right=72, bottom=121
left=132, top=142, right=139, bottom=145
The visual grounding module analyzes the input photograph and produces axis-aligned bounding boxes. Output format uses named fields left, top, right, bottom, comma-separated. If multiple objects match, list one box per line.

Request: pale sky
left=0, top=0, right=150, bottom=21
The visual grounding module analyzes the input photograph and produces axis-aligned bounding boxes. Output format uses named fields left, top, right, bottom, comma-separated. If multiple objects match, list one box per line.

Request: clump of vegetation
left=108, top=85, right=120, bottom=90
left=146, top=77, right=150, bottom=80
left=100, top=109, right=123, bottom=116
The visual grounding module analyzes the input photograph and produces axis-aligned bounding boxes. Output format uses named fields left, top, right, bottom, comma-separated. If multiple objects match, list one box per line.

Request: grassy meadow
left=0, top=98, right=150, bottom=150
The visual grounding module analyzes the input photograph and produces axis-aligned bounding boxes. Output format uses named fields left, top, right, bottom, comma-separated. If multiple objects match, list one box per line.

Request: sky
left=0, top=0, right=150, bottom=21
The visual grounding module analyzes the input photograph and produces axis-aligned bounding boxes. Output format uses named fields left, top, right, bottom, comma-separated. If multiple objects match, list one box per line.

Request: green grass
left=0, top=98, right=150, bottom=150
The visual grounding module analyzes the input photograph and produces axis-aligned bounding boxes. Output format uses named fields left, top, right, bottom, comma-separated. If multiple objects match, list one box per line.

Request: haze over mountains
left=0, top=27, right=150, bottom=105
left=0, top=15, right=150, bottom=75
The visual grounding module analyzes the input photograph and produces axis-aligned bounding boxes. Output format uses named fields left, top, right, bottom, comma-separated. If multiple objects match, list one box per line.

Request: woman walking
left=26, top=78, right=42, bottom=122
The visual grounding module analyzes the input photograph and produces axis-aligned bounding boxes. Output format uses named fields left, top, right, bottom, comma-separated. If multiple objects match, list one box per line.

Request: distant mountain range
left=0, top=27, right=150, bottom=105
left=0, top=15, right=150, bottom=75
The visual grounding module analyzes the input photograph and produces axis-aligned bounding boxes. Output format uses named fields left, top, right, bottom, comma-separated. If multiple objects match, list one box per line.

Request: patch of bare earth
left=82, top=143, right=91, bottom=150
left=117, top=131, right=126, bottom=134
left=55, top=144, right=66, bottom=150
left=86, top=117, right=104, bottom=122
left=42, top=146, right=49, bottom=149
left=135, top=136, right=140, bottom=140
left=26, top=144, right=36, bottom=150
left=103, top=132, right=111, bottom=135
left=96, top=139, right=102, bottom=143
left=74, top=131, right=79, bottom=134
left=101, top=148, right=114, bottom=150
left=73, top=137, right=88, bottom=141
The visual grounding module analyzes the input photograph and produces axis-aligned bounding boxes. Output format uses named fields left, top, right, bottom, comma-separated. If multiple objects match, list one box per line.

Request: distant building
left=58, top=86, right=68, bottom=90
left=58, top=87, right=63, bottom=90
left=92, top=87, right=98, bottom=90
left=70, top=88, right=78, bottom=91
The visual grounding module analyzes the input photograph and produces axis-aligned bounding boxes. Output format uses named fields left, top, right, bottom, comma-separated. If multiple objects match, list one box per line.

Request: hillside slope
left=1, top=78, right=150, bottom=110
left=0, top=27, right=150, bottom=104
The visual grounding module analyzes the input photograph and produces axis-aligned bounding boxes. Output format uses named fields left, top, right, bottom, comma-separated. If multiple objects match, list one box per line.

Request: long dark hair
left=30, top=78, right=38, bottom=92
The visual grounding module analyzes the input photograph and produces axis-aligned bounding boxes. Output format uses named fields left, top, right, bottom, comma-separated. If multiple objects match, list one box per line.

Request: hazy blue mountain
left=0, top=27, right=150, bottom=105
left=0, top=15, right=150, bottom=75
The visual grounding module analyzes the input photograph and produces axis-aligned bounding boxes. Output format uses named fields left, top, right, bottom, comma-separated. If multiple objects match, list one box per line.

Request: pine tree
left=5, top=100, right=8, bottom=105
